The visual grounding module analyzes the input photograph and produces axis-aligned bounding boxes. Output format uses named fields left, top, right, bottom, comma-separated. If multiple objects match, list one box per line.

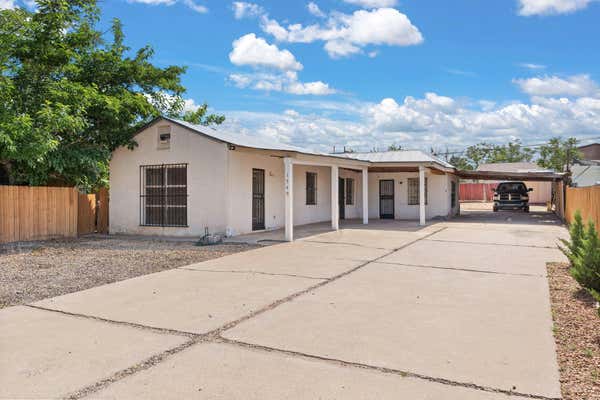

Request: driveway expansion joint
left=63, top=336, right=207, bottom=400
left=302, top=239, right=390, bottom=250
left=218, top=337, right=561, bottom=400
left=48, top=226, right=450, bottom=399
left=24, top=304, right=200, bottom=339
left=177, top=267, right=327, bottom=281
left=375, top=261, right=547, bottom=278
left=425, top=238, right=559, bottom=249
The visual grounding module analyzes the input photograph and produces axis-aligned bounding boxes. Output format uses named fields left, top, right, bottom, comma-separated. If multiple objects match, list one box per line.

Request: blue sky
left=6, top=0, right=600, bottom=152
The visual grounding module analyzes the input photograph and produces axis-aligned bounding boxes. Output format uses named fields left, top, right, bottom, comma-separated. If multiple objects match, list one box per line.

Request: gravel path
left=547, top=262, right=600, bottom=399
left=0, top=236, right=257, bottom=309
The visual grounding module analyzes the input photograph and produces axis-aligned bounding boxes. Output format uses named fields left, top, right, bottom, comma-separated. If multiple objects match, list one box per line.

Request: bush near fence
left=0, top=186, right=108, bottom=244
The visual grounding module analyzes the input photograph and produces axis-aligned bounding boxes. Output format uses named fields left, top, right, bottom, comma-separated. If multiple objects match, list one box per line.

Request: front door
left=252, top=169, right=265, bottom=231
left=338, top=178, right=345, bottom=220
left=379, top=180, right=394, bottom=219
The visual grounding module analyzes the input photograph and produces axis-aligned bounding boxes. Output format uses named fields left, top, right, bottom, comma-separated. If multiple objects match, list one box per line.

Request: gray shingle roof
left=339, top=150, right=455, bottom=168
left=161, top=117, right=456, bottom=169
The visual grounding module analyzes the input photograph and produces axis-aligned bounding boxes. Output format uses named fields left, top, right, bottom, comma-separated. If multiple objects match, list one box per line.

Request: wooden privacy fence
left=460, top=181, right=553, bottom=204
left=77, top=187, right=109, bottom=235
left=0, top=186, right=109, bottom=244
left=459, top=183, right=495, bottom=202
left=565, top=185, right=600, bottom=228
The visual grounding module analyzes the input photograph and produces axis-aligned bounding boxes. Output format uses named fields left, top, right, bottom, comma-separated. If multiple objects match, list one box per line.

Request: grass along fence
left=0, top=186, right=108, bottom=244
left=565, top=185, right=600, bottom=228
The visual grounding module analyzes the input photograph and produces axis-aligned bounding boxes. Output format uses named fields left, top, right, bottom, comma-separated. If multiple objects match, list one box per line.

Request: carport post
left=284, top=157, right=294, bottom=241
left=362, top=168, right=369, bottom=224
left=331, top=165, right=339, bottom=230
left=419, top=165, right=426, bottom=226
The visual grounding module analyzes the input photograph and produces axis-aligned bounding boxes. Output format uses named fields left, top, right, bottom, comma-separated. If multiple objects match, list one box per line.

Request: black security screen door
left=379, top=180, right=394, bottom=219
left=338, top=178, right=345, bottom=220
left=252, top=169, right=265, bottom=231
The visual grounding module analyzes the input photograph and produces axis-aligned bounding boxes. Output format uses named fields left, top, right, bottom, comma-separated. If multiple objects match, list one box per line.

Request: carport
left=455, top=169, right=567, bottom=218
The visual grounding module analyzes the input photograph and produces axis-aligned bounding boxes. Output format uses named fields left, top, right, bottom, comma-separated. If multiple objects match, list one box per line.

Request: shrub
left=567, top=217, right=600, bottom=317
left=559, top=210, right=585, bottom=264
left=570, top=221, right=600, bottom=291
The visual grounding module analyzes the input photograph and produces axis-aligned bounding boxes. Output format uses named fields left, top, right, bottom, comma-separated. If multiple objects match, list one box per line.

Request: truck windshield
left=496, top=183, right=527, bottom=193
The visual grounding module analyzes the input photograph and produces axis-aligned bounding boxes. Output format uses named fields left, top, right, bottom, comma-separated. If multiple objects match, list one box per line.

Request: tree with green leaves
left=459, top=139, right=534, bottom=169
left=537, top=137, right=582, bottom=172
left=448, top=155, right=473, bottom=170
left=0, top=0, right=223, bottom=190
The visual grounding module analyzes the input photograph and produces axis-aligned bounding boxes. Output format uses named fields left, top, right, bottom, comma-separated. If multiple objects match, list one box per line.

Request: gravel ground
left=547, top=262, right=600, bottom=400
left=0, top=235, right=257, bottom=309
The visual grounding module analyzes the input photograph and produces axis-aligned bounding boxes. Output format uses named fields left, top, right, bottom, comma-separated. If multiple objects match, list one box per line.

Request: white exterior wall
left=109, top=122, right=228, bottom=237
left=293, top=165, right=332, bottom=226
left=367, top=171, right=458, bottom=220
left=226, top=149, right=285, bottom=236
left=109, top=119, right=457, bottom=237
left=340, top=169, right=363, bottom=220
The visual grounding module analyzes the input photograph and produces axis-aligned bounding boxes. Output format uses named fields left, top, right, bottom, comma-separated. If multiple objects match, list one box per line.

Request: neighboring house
left=571, top=165, right=600, bottom=187
left=109, top=117, right=460, bottom=241
left=578, top=143, right=600, bottom=162
left=475, top=162, right=553, bottom=204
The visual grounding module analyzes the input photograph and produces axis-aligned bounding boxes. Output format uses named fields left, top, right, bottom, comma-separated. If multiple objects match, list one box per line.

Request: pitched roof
left=476, top=162, right=552, bottom=173
left=156, top=117, right=457, bottom=169
left=571, top=165, right=600, bottom=187
left=339, top=150, right=455, bottom=169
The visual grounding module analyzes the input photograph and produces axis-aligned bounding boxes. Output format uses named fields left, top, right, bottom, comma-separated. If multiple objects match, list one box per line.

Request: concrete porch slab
left=224, top=263, right=560, bottom=399
left=34, top=269, right=322, bottom=334
left=89, top=342, right=531, bottom=400
left=379, top=239, right=567, bottom=275
left=0, top=306, right=187, bottom=399
left=184, top=241, right=388, bottom=279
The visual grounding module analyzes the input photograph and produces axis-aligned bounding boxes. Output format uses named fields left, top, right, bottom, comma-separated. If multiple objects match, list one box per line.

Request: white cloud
left=0, top=0, right=16, bottom=9
left=127, top=0, right=207, bottom=13
left=514, top=74, right=599, bottom=97
left=307, top=2, right=326, bottom=17
left=517, top=0, right=596, bottom=15
left=220, top=77, right=600, bottom=153
left=260, top=7, right=423, bottom=58
left=518, top=62, right=547, bottom=70
left=182, top=0, right=207, bottom=13
left=229, top=33, right=303, bottom=71
left=228, top=70, right=335, bottom=96
left=343, top=0, right=398, bottom=7
left=287, top=81, right=335, bottom=95
left=232, top=2, right=264, bottom=19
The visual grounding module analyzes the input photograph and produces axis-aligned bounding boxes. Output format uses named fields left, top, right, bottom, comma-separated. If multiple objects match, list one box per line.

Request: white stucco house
left=109, top=117, right=460, bottom=241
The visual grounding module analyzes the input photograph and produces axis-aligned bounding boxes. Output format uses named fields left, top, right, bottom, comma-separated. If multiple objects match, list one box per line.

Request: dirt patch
left=547, top=262, right=600, bottom=399
left=0, top=236, right=257, bottom=309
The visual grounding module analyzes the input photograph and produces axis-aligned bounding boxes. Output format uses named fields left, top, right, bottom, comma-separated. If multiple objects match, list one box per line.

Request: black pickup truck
left=492, top=181, right=533, bottom=213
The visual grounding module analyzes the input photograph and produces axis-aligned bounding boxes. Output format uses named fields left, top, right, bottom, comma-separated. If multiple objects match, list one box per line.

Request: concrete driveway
left=1, top=210, right=567, bottom=399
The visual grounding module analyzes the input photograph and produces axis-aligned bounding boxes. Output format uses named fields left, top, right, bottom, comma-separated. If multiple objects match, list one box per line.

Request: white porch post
left=331, top=165, right=339, bottom=230
left=284, top=157, right=294, bottom=241
left=362, top=168, right=369, bottom=224
left=419, top=165, right=426, bottom=226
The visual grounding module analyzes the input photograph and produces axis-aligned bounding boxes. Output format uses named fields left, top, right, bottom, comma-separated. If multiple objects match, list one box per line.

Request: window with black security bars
left=345, top=178, right=354, bottom=205
left=140, top=164, right=188, bottom=227
left=306, top=172, right=317, bottom=205
left=407, top=177, right=428, bottom=205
